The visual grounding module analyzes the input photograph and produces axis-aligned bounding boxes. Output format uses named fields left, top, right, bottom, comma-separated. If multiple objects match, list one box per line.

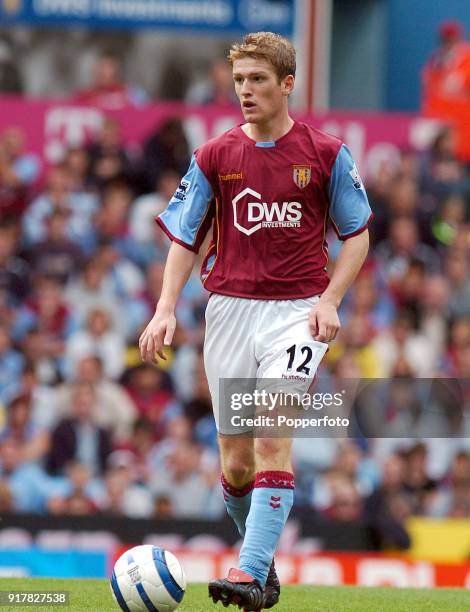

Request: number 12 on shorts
left=286, top=344, right=314, bottom=375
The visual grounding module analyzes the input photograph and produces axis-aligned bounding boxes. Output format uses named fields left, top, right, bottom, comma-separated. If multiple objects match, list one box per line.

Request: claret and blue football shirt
left=157, top=121, right=373, bottom=300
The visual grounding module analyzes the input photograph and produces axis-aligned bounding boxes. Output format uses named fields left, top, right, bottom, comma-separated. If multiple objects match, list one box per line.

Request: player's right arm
left=139, top=151, right=215, bottom=363
left=139, top=242, right=196, bottom=362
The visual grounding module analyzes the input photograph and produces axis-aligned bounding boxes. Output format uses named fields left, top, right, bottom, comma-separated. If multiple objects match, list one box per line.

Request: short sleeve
left=157, top=154, right=215, bottom=253
left=328, top=144, right=373, bottom=240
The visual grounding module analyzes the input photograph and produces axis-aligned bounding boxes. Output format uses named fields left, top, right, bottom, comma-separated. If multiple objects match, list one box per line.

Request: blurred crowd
left=0, top=42, right=239, bottom=109
left=1, top=100, right=470, bottom=546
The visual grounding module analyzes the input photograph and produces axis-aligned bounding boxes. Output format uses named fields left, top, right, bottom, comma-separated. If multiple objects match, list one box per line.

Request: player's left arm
left=310, top=231, right=369, bottom=341
left=310, top=144, right=373, bottom=343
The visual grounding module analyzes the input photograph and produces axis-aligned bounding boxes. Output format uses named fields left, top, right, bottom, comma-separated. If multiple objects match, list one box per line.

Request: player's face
left=232, top=57, right=293, bottom=124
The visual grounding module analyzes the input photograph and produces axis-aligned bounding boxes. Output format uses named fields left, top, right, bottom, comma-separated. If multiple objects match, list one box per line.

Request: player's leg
left=206, top=296, right=275, bottom=610
left=203, top=295, right=258, bottom=537
left=209, top=433, right=289, bottom=610
left=218, top=433, right=255, bottom=537
left=236, top=297, right=328, bottom=600
left=238, top=436, right=293, bottom=588
left=212, top=436, right=283, bottom=611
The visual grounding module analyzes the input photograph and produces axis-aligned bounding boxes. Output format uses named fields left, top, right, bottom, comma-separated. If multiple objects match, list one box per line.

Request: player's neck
left=243, top=114, right=294, bottom=143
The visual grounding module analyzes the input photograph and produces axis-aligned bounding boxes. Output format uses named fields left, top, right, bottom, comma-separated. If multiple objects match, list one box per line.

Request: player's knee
left=222, top=457, right=254, bottom=488
left=255, top=438, right=287, bottom=462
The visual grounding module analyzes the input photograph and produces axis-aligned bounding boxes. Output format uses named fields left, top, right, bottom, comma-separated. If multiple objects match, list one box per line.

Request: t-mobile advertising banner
left=0, top=97, right=441, bottom=179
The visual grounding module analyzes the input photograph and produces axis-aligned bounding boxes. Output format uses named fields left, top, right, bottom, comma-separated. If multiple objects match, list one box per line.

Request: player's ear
left=282, top=74, right=295, bottom=96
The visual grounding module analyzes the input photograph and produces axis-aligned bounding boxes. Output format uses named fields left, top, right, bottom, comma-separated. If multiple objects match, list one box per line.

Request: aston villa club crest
left=293, top=165, right=311, bottom=189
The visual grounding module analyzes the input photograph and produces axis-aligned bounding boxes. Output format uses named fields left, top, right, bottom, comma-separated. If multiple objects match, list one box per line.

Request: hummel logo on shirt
left=219, top=172, right=243, bottom=181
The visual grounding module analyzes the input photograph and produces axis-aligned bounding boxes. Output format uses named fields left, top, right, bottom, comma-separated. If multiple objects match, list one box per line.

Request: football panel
left=151, top=547, right=185, bottom=604
left=110, top=570, right=132, bottom=612
left=163, top=551, right=186, bottom=590
left=141, top=578, right=176, bottom=611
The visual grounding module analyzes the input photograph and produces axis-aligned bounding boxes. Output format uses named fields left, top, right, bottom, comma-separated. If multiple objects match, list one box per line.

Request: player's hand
left=139, top=306, right=176, bottom=363
left=309, top=300, right=341, bottom=342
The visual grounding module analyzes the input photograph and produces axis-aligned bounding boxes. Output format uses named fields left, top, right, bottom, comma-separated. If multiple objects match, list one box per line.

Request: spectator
left=0, top=394, right=50, bottom=464
left=130, top=170, right=179, bottom=243
left=402, top=443, right=438, bottom=515
left=0, top=39, right=23, bottom=94
left=12, top=275, right=77, bottom=350
left=65, top=257, right=123, bottom=335
left=0, top=479, right=13, bottom=512
left=185, top=396, right=217, bottom=450
left=74, top=52, right=149, bottom=109
left=186, top=58, right=239, bottom=106
left=431, top=195, right=467, bottom=248
left=330, top=313, right=384, bottom=378
left=422, top=21, right=470, bottom=160
left=375, top=217, right=440, bottom=286
left=364, top=454, right=411, bottom=549
left=372, top=309, right=437, bottom=376
left=46, top=381, right=112, bottom=476
left=292, top=437, right=338, bottom=508
left=340, top=269, right=394, bottom=332
left=64, top=147, right=92, bottom=193
left=11, top=275, right=75, bottom=386
left=99, top=460, right=154, bottom=518
left=128, top=170, right=176, bottom=265
left=150, top=441, right=219, bottom=518
left=56, top=355, right=137, bottom=442
left=420, top=275, right=449, bottom=362
left=445, top=249, right=470, bottom=318
left=48, top=461, right=100, bottom=516
left=419, top=129, right=470, bottom=206
left=92, top=241, right=149, bottom=339
left=140, top=118, right=190, bottom=193
left=18, top=362, right=59, bottom=430
left=332, top=441, right=379, bottom=498
left=0, top=136, right=28, bottom=221
left=94, top=240, right=145, bottom=301
left=93, top=179, right=134, bottom=259
left=65, top=307, right=125, bottom=380
left=0, top=127, right=41, bottom=187
left=0, top=439, right=53, bottom=513
left=430, top=451, right=470, bottom=518
left=22, top=164, right=98, bottom=254
left=154, top=494, right=174, bottom=518
left=114, top=416, right=157, bottom=482
left=149, top=414, right=193, bottom=472
left=0, top=217, right=30, bottom=308
left=25, top=208, right=84, bottom=285
left=0, top=323, right=24, bottom=404
left=124, top=363, right=178, bottom=428
left=87, top=118, right=133, bottom=189
left=139, top=262, right=165, bottom=317
left=321, top=475, right=363, bottom=523
left=446, top=316, right=470, bottom=376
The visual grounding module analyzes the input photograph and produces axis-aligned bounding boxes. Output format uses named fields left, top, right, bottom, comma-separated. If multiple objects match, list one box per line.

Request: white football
left=110, top=544, right=186, bottom=611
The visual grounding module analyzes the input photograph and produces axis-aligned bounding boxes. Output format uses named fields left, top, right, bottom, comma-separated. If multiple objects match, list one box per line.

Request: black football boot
left=264, top=559, right=280, bottom=608
left=208, top=568, right=267, bottom=611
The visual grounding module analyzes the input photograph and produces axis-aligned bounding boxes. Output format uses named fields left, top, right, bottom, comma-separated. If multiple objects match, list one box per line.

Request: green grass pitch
left=0, top=578, right=469, bottom=611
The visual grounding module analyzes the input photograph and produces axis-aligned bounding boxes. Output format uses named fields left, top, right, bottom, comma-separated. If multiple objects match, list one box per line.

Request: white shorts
left=204, top=294, right=328, bottom=434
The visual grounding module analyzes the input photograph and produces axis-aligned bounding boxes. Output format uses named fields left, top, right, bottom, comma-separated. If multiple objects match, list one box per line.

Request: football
left=110, top=545, right=186, bottom=611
